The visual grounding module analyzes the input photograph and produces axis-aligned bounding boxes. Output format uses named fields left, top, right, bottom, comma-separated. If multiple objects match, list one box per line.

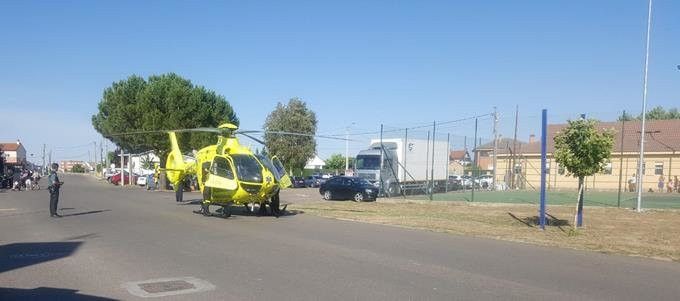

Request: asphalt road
left=1, top=174, right=680, bottom=300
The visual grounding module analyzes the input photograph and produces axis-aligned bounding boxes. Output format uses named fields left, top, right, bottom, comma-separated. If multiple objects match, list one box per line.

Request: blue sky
left=1, top=0, right=678, bottom=163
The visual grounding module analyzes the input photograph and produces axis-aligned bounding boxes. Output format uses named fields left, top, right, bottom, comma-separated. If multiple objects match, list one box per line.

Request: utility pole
left=617, top=111, right=626, bottom=207
left=120, top=149, right=124, bottom=188
left=430, top=121, right=436, bottom=201
left=492, top=107, right=499, bottom=191
left=636, top=0, right=653, bottom=213
left=445, top=133, right=450, bottom=193
left=93, top=141, right=97, bottom=173
left=100, top=139, right=104, bottom=177
left=511, top=105, right=519, bottom=189
left=471, top=117, right=478, bottom=202
left=345, top=127, right=349, bottom=171
left=105, top=142, right=109, bottom=168
left=42, top=144, right=46, bottom=175
left=403, top=128, right=408, bottom=181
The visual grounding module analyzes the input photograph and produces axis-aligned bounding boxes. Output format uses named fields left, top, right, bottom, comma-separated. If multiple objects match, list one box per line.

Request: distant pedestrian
left=153, top=165, right=160, bottom=190
left=146, top=174, right=153, bottom=190
left=668, top=179, right=674, bottom=193
left=48, top=163, right=64, bottom=218
left=657, top=176, right=664, bottom=193
left=675, top=176, right=679, bottom=193
left=628, top=174, right=637, bottom=192
left=175, top=178, right=187, bottom=202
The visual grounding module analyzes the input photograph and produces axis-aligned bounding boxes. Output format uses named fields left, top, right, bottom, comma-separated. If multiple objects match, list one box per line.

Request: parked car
left=305, top=175, right=325, bottom=188
left=110, top=171, right=139, bottom=186
left=478, top=175, right=494, bottom=189
left=319, top=176, right=378, bottom=202
left=104, top=168, right=117, bottom=182
left=447, top=175, right=463, bottom=190
left=136, top=175, right=148, bottom=186
left=292, top=176, right=306, bottom=188
left=461, top=175, right=474, bottom=188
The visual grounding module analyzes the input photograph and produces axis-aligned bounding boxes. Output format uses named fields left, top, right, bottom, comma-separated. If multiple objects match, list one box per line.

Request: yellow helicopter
left=112, top=123, right=344, bottom=218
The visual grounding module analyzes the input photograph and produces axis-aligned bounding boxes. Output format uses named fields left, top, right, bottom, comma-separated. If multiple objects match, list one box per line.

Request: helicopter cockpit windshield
left=232, top=154, right=263, bottom=183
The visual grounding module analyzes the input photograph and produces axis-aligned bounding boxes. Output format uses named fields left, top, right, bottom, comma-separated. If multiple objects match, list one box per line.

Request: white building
left=130, top=151, right=161, bottom=175
left=304, top=155, right=326, bottom=170
left=0, top=140, right=27, bottom=166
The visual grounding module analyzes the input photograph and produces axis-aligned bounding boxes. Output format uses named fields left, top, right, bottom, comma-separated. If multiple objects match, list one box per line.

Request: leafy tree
left=617, top=106, right=680, bottom=121
left=263, top=98, right=317, bottom=171
left=92, top=73, right=238, bottom=166
left=325, top=154, right=345, bottom=170
left=71, top=164, right=86, bottom=173
left=617, top=111, right=635, bottom=121
left=553, top=119, right=614, bottom=228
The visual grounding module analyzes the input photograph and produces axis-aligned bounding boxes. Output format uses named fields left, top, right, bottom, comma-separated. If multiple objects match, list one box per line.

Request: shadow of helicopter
left=177, top=199, right=301, bottom=218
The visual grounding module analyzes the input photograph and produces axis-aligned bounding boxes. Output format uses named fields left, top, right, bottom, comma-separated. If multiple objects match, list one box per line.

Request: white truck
left=354, top=138, right=449, bottom=196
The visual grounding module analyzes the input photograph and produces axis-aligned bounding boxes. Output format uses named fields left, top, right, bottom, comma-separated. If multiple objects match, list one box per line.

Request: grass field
left=292, top=201, right=680, bottom=261
left=408, top=190, right=680, bottom=209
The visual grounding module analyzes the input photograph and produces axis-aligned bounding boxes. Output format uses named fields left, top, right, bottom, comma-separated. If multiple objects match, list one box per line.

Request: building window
left=603, top=161, right=612, bottom=175
left=545, top=159, right=551, bottom=175
left=558, top=163, right=565, bottom=175
left=514, top=163, right=522, bottom=174
left=655, top=162, right=663, bottom=175
left=642, top=162, right=646, bottom=175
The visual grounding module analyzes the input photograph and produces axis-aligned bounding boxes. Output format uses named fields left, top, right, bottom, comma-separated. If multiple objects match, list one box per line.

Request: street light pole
left=636, top=0, right=653, bottom=213
left=345, top=122, right=355, bottom=172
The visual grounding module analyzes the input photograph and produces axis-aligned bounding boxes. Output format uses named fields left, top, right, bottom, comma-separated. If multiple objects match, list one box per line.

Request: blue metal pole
left=540, top=109, right=548, bottom=230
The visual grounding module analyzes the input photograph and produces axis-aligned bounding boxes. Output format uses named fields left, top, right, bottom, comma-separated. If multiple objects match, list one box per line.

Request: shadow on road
left=61, top=210, right=111, bottom=217
left=0, top=242, right=82, bottom=273
left=178, top=200, right=303, bottom=219
left=0, top=286, right=117, bottom=301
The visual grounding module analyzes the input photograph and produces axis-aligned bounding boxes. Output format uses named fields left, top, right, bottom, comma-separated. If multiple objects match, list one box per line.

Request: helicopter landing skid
left=194, top=204, right=231, bottom=218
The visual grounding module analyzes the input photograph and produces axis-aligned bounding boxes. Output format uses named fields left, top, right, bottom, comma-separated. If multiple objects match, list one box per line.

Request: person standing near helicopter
left=48, top=163, right=64, bottom=217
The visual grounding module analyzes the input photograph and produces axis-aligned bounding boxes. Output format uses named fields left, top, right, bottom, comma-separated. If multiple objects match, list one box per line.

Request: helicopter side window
left=201, top=162, right=211, bottom=184
left=212, top=156, right=234, bottom=180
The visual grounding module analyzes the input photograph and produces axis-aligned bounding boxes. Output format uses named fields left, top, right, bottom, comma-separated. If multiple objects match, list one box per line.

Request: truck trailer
left=354, top=138, right=449, bottom=196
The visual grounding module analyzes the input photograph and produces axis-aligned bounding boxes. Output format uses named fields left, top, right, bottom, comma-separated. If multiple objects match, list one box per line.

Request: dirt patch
left=291, top=200, right=680, bottom=262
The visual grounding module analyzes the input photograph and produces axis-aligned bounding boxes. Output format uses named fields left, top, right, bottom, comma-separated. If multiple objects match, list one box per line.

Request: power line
left=324, top=113, right=494, bottom=137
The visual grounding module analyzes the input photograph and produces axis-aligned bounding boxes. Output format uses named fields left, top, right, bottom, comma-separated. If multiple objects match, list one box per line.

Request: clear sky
left=1, top=0, right=678, bottom=164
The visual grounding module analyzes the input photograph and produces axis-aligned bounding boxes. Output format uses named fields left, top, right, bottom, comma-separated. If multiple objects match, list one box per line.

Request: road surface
left=1, top=174, right=679, bottom=300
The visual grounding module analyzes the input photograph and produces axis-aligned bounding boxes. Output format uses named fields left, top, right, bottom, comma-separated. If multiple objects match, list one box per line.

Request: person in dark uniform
left=175, top=177, right=186, bottom=202
left=48, top=163, right=64, bottom=217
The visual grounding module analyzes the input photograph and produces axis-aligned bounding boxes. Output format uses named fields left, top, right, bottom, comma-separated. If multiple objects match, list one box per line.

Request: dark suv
left=292, top=176, right=306, bottom=188
left=305, top=175, right=325, bottom=188
left=319, top=176, right=377, bottom=202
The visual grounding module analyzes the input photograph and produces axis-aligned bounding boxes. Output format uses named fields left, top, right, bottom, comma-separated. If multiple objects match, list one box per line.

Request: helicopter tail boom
left=166, top=132, right=189, bottom=185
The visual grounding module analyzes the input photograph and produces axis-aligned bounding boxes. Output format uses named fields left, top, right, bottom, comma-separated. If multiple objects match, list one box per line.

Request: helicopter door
left=204, top=156, right=238, bottom=191
left=271, top=156, right=292, bottom=188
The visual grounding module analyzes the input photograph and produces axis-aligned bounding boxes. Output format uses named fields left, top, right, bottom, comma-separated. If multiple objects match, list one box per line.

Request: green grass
left=411, top=190, right=680, bottom=209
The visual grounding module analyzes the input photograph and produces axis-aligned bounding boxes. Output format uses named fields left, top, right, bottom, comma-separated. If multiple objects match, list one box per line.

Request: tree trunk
left=574, top=176, right=584, bottom=228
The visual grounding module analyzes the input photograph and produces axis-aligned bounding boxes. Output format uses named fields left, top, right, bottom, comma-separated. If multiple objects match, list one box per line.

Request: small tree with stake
left=553, top=118, right=614, bottom=228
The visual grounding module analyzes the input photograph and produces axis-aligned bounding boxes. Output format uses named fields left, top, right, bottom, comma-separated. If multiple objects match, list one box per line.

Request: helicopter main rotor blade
left=238, top=130, right=354, bottom=142
left=238, top=133, right=266, bottom=145
left=107, top=128, right=223, bottom=137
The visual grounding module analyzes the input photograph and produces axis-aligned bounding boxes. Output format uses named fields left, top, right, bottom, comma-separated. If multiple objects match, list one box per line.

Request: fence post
left=540, top=109, right=548, bottom=230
